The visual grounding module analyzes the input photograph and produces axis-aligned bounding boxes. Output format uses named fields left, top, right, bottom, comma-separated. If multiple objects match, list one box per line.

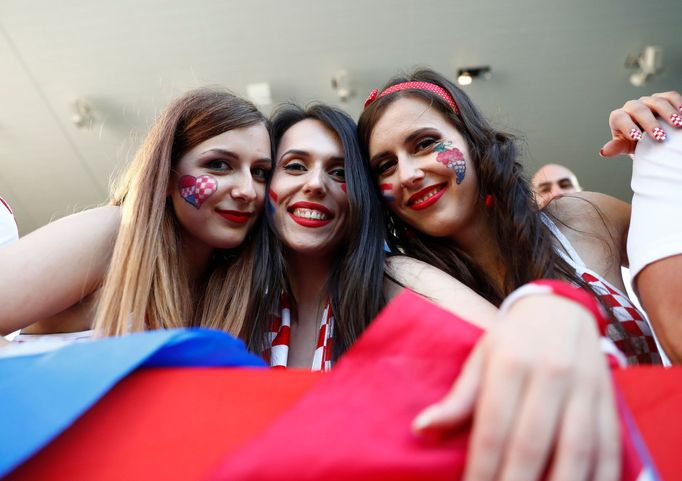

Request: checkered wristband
left=499, top=280, right=626, bottom=367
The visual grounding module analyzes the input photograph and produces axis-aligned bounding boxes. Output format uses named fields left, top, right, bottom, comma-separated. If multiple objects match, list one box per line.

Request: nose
left=231, top=172, right=257, bottom=203
left=302, top=165, right=326, bottom=197
left=398, top=156, right=425, bottom=189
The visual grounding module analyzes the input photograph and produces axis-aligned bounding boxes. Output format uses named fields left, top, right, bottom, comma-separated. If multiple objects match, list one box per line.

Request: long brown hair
left=94, top=88, right=270, bottom=336
left=358, top=69, right=600, bottom=305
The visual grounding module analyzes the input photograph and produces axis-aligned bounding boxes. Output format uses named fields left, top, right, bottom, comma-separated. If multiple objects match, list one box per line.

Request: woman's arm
left=384, top=255, right=497, bottom=329
left=599, top=91, right=682, bottom=363
left=0, top=205, right=120, bottom=335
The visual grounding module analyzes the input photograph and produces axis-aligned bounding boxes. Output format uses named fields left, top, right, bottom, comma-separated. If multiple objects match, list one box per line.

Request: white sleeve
left=0, top=197, right=19, bottom=247
left=627, top=127, right=682, bottom=280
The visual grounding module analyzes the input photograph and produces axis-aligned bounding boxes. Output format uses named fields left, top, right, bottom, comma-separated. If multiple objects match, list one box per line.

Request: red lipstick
left=287, top=201, right=334, bottom=228
left=217, top=210, right=253, bottom=224
left=407, top=183, right=447, bottom=210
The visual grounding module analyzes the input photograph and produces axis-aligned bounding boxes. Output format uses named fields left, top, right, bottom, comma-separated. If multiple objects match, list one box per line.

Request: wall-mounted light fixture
left=626, top=46, right=663, bottom=87
left=71, top=98, right=96, bottom=129
left=331, top=69, right=354, bottom=102
left=246, top=82, right=272, bottom=107
left=456, top=66, right=491, bottom=86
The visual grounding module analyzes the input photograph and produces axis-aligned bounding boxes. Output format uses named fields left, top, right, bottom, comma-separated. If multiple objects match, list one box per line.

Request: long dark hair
left=358, top=69, right=598, bottom=305
left=245, top=104, right=387, bottom=358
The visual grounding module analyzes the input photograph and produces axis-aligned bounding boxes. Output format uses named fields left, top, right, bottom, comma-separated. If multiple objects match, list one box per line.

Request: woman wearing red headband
left=358, top=69, right=675, bottom=481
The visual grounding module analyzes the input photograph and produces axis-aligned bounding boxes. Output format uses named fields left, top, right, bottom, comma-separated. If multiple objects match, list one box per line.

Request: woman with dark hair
left=0, top=88, right=273, bottom=341
left=357, top=69, right=672, bottom=481
left=246, top=103, right=497, bottom=368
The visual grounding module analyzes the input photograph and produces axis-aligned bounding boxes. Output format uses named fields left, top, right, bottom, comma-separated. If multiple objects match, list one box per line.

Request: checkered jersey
left=541, top=214, right=662, bottom=365
left=263, top=294, right=334, bottom=372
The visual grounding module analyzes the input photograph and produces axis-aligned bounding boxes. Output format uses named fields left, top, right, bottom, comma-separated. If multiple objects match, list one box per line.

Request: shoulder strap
left=540, top=213, right=587, bottom=269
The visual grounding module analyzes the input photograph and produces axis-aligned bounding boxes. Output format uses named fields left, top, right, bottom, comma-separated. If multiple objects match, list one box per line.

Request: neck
left=450, top=214, right=506, bottom=293
left=285, top=250, right=333, bottom=320
left=180, top=234, right=215, bottom=284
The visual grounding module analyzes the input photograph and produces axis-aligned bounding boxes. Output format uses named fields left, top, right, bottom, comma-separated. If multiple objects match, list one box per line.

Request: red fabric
left=209, top=290, right=649, bottom=481
left=614, top=367, right=682, bottom=481
left=6, top=369, right=321, bottom=481
left=9, top=291, right=681, bottom=481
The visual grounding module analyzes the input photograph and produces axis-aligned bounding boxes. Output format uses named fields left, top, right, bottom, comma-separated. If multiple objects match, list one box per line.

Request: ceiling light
left=626, top=46, right=662, bottom=87
left=456, top=66, right=491, bottom=86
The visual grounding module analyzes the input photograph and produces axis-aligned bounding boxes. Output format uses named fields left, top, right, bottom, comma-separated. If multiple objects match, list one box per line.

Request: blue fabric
left=0, top=328, right=265, bottom=478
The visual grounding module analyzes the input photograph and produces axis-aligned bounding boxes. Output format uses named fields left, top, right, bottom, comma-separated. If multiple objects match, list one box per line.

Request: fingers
left=463, top=342, right=529, bottom=481
left=593, top=377, right=621, bottom=481
left=412, top=341, right=484, bottom=435
left=496, top=356, right=570, bottom=481
left=602, top=91, right=682, bottom=156
left=546, top=369, right=599, bottom=481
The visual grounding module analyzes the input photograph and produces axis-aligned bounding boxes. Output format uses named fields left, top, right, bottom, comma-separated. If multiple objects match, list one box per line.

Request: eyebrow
left=278, top=149, right=344, bottom=165
left=199, top=148, right=271, bottom=165
left=370, top=127, right=440, bottom=165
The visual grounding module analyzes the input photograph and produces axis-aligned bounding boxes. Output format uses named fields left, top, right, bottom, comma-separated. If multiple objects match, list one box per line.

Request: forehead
left=182, top=123, right=270, bottom=159
left=533, top=165, right=576, bottom=184
left=369, top=96, right=456, bottom=153
left=277, top=119, right=342, bottom=158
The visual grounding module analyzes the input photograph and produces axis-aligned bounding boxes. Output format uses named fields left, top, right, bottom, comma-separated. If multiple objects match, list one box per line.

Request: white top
left=0, top=196, right=18, bottom=247
left=628, top=127, right=682, bottom=280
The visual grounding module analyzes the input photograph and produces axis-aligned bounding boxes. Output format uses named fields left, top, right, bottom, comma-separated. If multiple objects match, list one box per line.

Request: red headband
left=363, top=81, right=460, bottom=115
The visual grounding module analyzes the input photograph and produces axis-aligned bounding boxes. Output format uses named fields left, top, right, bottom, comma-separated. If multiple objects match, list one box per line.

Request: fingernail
left=672, top=113, right=682, bottom=128
left=412, top=407, right=437, bottom=431
left=598, top=148, right=606, bottom=157
left=629, top=128, right=643, bottom=141
left=652, top=127, right=667, bottom=141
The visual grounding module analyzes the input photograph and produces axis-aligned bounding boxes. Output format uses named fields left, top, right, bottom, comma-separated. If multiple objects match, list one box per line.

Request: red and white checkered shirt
left=263, top=294, right=334, bottom=372
left=543, top=215, right=661, bottom=365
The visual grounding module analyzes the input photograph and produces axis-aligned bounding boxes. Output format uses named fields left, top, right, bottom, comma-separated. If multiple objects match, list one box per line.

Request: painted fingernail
left=652, top=127, right=667, bottom=141
left=599, top=148, right=606, bottom=157
left=671, top=113, right=682, bottom=127
left=629, top=128, right=643, bottom=141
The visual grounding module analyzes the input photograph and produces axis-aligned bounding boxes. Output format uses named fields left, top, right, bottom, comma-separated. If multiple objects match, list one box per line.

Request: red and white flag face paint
left=379, top=183, right=395, bottom=203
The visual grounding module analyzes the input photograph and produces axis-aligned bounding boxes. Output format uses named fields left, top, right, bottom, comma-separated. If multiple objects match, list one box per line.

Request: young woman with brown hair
left=356, top=69, right=677, bottom=481
left=0, top=88, right=273, bottom=341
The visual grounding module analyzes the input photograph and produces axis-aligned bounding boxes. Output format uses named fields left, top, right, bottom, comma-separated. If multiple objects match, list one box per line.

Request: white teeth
left=414, top=186, right=443, bottom=204
left=293, top=208, right=329, bottom=220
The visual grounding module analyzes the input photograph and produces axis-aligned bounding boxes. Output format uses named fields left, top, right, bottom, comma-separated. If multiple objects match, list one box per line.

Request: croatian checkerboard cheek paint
left=341, top=183, right=347, bottom=194
left=379, top=183, right=395, bottom=203
left=433, top=141, right=466, bottom=185
left=179, top=175, right=218, bottom=209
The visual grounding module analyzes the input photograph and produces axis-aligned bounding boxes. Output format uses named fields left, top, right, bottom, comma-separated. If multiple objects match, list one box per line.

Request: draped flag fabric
left=0, top=329, right=265, bottom=478
left=2, top=291, right=671, bottom=480
left=209, top=290, right=657, bottom=481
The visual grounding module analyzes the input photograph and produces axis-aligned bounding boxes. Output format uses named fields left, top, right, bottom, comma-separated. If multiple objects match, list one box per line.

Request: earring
left=484, top=194, right=495, bottom=208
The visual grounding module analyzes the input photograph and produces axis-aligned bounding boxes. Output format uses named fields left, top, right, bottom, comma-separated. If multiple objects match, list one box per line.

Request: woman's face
left=270, top=119, right=348, bottom=257
left=170, top=123, right=271, bottom=251
left=368, top=96, right=480, bottom=240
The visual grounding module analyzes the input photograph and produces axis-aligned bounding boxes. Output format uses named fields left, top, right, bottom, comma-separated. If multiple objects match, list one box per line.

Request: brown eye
left=415, top=137, right=437, bottom=151
left=376, top=159, right=397, bottom=176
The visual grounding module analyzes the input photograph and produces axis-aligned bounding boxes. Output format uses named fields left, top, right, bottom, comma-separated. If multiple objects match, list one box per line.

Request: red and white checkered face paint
left=179, top=175, right=218, bottom=209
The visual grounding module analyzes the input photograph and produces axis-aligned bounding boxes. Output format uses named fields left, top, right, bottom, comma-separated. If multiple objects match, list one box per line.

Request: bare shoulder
left=0, top=205, right=122, bottom=334
left=545, top=191, right=629, bottom=240
left=385, top=255, right=496, bottom=329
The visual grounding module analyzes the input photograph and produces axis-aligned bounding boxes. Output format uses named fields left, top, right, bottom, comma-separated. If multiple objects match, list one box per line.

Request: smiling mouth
left=288, top=202, right=334, bottom=228
left=407, top=183, right=447, bottom=210
left=217, top=210, right=253, bottom=224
